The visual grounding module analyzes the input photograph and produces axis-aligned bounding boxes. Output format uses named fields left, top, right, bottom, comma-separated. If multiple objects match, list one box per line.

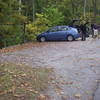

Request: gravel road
left=0, top=39, right=100, bottom=100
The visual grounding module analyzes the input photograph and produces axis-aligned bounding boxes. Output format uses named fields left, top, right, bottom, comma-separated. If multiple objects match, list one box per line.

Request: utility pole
left=84, top=0, right=87, bottom=20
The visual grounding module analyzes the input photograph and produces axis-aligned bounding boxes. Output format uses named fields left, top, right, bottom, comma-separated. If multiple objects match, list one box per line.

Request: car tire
left=67, top=35, right=74, bottom=41
left=39, top=37, right=46, bottom=42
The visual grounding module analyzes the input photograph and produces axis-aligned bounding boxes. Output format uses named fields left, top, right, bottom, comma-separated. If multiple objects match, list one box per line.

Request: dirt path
left=0, top=39, right=100, bottom=100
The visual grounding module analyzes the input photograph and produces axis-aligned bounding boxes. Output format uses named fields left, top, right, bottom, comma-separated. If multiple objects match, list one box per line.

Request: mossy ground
left=0, top=63, right=53, bottom=100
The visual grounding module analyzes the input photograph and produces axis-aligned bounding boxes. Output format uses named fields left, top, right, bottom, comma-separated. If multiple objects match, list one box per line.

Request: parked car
left=37, top=26, right=80, bottom=42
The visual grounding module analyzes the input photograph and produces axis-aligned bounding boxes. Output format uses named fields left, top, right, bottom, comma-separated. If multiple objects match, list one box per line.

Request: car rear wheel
left=39, top=37, right=46, bottom=42
left=67, top=35, right=74, bottom=41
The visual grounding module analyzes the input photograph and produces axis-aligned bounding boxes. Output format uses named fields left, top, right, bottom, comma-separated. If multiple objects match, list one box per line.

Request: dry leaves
left=0, top=42, right=46, bottom=54
left=88, top=96, right=93, bottom=100
left=27, top=88, right=39, bottom=94
left=55, top=85, right=65, bottom=96
left=61, top=96, right=68, bottom=100
left=0, top=63, right=53, bottom=100
left=90, top=64, right=96, bottom=67
left=74, top=93, right=81, bottom=98
left=61, top=81, right=73, bottom=85
left=96, top=79, right=100, bottom=83
left=38, top=94, right=46, bottom=100
left=14, top=94, right=25, bottom=98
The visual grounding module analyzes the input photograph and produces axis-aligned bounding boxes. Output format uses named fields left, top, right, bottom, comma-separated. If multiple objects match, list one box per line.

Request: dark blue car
left=37, top=26, right=80, bottom=42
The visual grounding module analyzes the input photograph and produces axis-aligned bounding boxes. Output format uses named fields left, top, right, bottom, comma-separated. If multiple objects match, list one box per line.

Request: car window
left=58, top=27, right=68, bottom=31
left=48, top=27, right=58, bottom=32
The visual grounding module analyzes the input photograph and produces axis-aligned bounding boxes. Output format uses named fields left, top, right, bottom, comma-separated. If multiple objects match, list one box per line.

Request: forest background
left=0, top=0, right=100, bottom=48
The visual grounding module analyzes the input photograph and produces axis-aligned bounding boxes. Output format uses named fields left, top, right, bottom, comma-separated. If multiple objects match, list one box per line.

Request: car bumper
left=74, top=33, right=80, bottom=39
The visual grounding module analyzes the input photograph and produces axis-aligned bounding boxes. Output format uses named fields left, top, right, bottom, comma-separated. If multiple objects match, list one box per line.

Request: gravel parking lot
left=0, top=39, right=100, bottom=100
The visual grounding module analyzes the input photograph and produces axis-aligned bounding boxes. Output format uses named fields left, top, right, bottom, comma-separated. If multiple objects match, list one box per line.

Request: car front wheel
left=67, top=35, right=74, bottom=41
left=39, top=37, right=46, bottom=42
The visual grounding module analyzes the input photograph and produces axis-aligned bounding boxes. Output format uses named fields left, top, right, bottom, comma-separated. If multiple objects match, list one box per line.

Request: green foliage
left=96, top=16, right=100, bottom=24
left=11, top=14, right=27, bottom=24
left=44, top=7, right=64, bottom=26
left=26, top=13, right=50, bottom=41
left=0, top=0, right=27, bottom=48
left=0, top=25, right=23, bottom=47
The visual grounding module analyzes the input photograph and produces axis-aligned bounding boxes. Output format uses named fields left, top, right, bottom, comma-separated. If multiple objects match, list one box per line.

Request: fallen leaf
left=38, top=94, right=46, bottom=100
left=60, top=91, right=64, bottom=95
left=61, top=96, right=68, bottom=100
left=27, top=88, right=35, bottom=92
left=88, top=96, right=93, bottom=100
left=55, top=89, right=61, bottom=96
left=96, top=80, right=100, bottom=83
left=14, top=94, right=25, bottom=97
left=50, top=77, right=55, bottom=80
left=20, top=84, right=24, bottom=87
left=13, top=75, right=17, bottom=77
left=76, top=86, right=81, bottom=89
left=61, top=81, right=73, bottom=85
left=55, top=85, right=61, bottom=89
left=92, top=69, right=96, bottom=73
left=90, top=64, right=96, bottom=67
left=21, top=73, right=27, bottom=77
left=0, top=64, right=4, bottom=66
left=74, top=93, right=81, bottom=98
left=34, top=91, right=39, bottom=94
left=24, top=83, right=30, bottom=87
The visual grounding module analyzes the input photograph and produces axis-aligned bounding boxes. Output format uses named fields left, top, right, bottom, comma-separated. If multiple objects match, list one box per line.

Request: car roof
left=52, top=25, right=76, bottom=29
left=51, top=26, right=68, bottom=29
left=54, top=25, right=68, bottom=27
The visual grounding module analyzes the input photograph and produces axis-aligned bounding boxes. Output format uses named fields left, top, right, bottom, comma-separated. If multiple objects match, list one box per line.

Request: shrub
left=26, top=13, right=50, bottom=41
left=0, top=25, right=23, bottom=47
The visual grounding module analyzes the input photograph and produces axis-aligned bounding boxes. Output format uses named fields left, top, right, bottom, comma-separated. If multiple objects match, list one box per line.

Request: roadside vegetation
left=0, top=63, right=53, bottom=100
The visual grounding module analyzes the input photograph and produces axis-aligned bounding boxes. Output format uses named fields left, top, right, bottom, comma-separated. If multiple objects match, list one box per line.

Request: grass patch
left=0, top=63, right=53, bottom=100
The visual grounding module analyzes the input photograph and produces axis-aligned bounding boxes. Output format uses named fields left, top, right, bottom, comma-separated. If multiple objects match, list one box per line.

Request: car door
left=46, top=27, right=59, bottom=40
left=57, top=26, right=69, bottom=40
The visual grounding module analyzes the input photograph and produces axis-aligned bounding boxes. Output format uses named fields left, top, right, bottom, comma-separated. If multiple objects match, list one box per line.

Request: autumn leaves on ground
left=0, top=40, right=100, bottom=100
left=0, top=63, right=53, bottom=100
left=0, top=42, right=47, bottom=54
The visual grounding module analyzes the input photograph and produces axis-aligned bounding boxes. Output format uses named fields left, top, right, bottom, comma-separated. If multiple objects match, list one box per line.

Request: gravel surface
left=0, top=39, right=100, bottom=100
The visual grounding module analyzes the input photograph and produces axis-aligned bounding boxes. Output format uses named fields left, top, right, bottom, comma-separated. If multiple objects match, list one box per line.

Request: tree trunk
left=19, top=0, right=22, bottom=14
left=70, top=0, right=75, bottom=15
left=92, top=0, right=98, bottom=22
left=84, top=0, right=87, bottom=20
left=32, top=0, right=35, bottom=21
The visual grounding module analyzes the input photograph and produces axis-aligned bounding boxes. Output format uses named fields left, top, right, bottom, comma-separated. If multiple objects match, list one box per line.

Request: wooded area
left=0, top=0, right=100, bottom=48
